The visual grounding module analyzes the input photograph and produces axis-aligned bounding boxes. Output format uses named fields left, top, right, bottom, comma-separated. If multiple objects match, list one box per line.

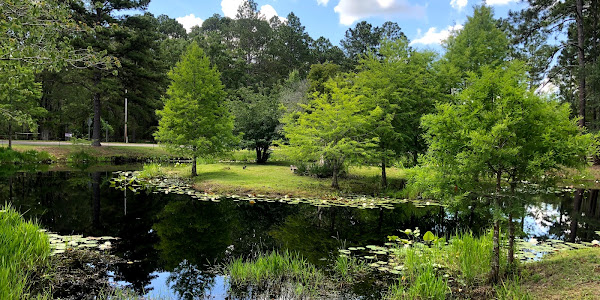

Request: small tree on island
left=282, top=77, right=381, bottom=188
left=155, top=43, right=236, bottom=176
left=414, top=61, right=594, bottom=282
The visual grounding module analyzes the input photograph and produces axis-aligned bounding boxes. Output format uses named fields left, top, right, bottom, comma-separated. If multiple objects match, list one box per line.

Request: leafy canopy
left=154, top=43, right=236, bottom=158
left=414, top=61, right=593, bottom=199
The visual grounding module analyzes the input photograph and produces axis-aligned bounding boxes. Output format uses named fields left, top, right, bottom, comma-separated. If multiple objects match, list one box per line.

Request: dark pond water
left=1, top=167, right=599, bottom=299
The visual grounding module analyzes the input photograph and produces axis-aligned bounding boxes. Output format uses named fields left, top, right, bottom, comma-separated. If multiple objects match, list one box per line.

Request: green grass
left=519, top=247, right=600, bottom=299
left=226, top=250, right=326, bottom=297
left=495, top=277, right=532, bottom=300
left=157, top=161, right=408, bottom=198
left=333, top=254, right=369, bottom=281
left=0, top=147, right=53, bottom=164
left=0, top=204, right=51, bottom=299
left=10, top=144, right=177, bottom=162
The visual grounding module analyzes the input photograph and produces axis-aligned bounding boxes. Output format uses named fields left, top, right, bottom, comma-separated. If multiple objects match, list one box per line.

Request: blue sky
left=140, top=0, right=527, bottom=51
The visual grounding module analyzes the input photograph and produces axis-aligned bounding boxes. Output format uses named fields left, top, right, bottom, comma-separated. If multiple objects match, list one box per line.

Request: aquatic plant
left=225, top=250, right=327, bottom=298
left=0, top=204, right=51, bottom=299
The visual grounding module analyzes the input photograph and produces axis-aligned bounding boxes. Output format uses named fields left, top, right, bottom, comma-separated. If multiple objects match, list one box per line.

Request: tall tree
left=154, top=43, right=236, bottom=176
left=417, top=61, right=592, bottom=282
left=441, top=5, right=509, bottom=93
left=70, top=0, right=150, bottom=146
left=355, top=38, right=440, bottom=187
left=282, top=77, right=381, bottom=188
left=231, top=88, right=282, bottom=164
left=510, top=0, right=597, bottom=128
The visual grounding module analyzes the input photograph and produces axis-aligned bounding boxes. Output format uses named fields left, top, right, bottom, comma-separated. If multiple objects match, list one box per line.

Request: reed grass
left=0, top=204, right=51, bottom=299
left=226, top=250, right=327, bottom=297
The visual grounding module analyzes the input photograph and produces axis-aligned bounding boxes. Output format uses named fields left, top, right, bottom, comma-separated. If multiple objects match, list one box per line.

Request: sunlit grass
left=0, top=204, right=51, bottom=299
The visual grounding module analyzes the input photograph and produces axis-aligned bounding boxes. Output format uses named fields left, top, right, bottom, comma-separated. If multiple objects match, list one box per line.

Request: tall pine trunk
left=381, top=157, right=387, bottom=188
left=92, top=72, right=102, bottom=147
left=8, top=122, right=12, bottom=149
left=576, top=0, right=587, bottom=127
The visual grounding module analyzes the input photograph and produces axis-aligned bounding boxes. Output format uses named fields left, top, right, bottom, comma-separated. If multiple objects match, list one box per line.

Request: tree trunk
left=92, top=71, right=102, bottom=147
left=8, top=121, right=12, bottom=149
left=256, top=146, right=268, bottom=164
left=191, top=155, right=197, bottom=177
left=381, top=157, right=387, bottom=188
left=331, top=162, right=339, bottom=189
left=490, top=171, right=502, bottom=283
left=508, top=212, right=515, bottom=269
left=576, top=0, right=587, bottom=128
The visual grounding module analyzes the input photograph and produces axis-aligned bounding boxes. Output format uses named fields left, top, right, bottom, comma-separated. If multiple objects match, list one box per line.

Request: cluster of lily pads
left=338, top=228, right=600, bottom=276
left=42, top=229, right=118, bottom=255
left=109, top=171, right=442, bottom=209
left=338, top=228, right=445, bottom=275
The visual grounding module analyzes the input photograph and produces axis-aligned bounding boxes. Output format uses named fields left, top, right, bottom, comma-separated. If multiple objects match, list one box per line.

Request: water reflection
left=1, top=170, right=599, bottom=298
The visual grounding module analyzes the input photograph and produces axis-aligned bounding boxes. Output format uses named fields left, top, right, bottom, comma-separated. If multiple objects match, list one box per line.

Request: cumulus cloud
left=317, top=0, right=330, bottom=6
left=176, top=14, right=204, bottom=32
left=450, top=0, right=467, bottom=10
left=221, top=0, right=245, bottom=18
left=221, top=0, right=286, bottom=21
left=410, top=24, right=463, bottom=45
left=333, top=0, right=426, bottom=26
left=485, top=0, right=518, bottom=5
left=260, top=4, right=287, bottom=22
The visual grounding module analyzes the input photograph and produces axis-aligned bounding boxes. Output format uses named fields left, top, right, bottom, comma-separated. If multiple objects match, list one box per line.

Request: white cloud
left=333, top=0, right=426, bottom=26
left=176, top=14, right=204, bottom=33
left=317, top=0, right=330, bottom=6
left=450, top=0, right=467, bottom=10
left=536, top=78, right=559, bottom=95
left=260, top=4, right=287, bottom=22
left=485, top=0, right=518, bottom=5
left=221, top=0, right=245, bottom=18
left=221, top=0, right=286, bottom=21
left=410, top=24, right=463, bottom=45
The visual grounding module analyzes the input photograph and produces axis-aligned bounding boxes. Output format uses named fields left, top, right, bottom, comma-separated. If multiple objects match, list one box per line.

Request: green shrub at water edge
left=0, top=204, right=51, bottom=299
left=0, top=148, right=53, bottom=164
left=67, top=150, right=97, bottom=163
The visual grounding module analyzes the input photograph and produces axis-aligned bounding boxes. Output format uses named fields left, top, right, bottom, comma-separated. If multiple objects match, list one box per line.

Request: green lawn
left=159, top=162, right=408, bottom=198
left=10, top=144, right=177, bottom=161
left=521, top=247, right=600, bottom=300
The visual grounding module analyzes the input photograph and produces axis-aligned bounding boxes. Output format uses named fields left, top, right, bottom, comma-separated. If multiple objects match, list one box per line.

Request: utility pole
left=124, top=89, right=128, bottom=143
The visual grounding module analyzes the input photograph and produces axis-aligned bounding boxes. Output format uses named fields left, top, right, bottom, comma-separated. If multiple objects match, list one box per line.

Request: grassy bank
left=0, top=205, right=51, bottom=299
left=520, top=247, right=600, bottom=299
left=8, top=144, right=178, bottom=162
left=146, top=162, right=408, bottom=198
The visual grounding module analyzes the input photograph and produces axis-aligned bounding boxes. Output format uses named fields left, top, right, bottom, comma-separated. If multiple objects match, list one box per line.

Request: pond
left=1, top=166, right=599, bottom=299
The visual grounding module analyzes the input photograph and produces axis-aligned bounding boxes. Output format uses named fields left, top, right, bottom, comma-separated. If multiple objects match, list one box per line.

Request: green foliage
left=441, top=5, right=509, bottom=90
left=416, top=61, right=594, bottom=199
left=230, top=87, right=282, bottom=163
left=0, top=148, right=53, bottom=164
left=282, top=76, right=381, bottom=187
left=355, top=38, right=441, bottom=174
left=0, top=64, right=45, bottom=138
left=495, top=277, right=532, bottom=300
left=0, top=204, right=51, bottom=299
left=67, top=150, right=98, bottom=164
left=0, top=0, right=116, bottom=71
left=154, top=43, right=236, bottom=160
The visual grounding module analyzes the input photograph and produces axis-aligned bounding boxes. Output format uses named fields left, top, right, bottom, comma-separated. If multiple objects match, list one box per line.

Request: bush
left=295, top=161, right=347, bottom=178
left=0, top=147, right=53, bottom=164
